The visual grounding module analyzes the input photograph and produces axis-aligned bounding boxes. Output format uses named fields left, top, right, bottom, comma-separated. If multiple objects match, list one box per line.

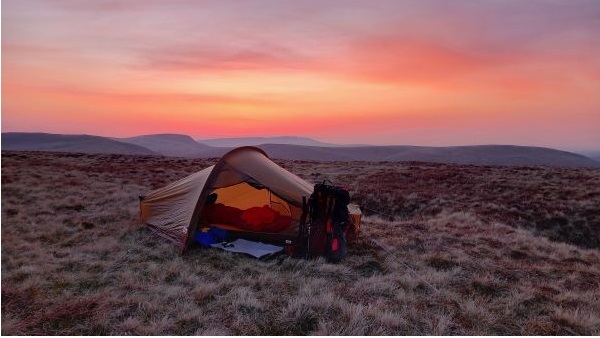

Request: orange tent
left=140, top=146, right=361, bottom=254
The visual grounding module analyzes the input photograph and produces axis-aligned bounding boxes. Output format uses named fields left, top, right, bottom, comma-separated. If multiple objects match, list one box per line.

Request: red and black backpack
left=295, top=181, right=352, bottom=262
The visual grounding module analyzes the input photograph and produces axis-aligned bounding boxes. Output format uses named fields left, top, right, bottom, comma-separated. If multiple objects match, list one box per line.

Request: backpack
left=297, top=181, right=351, bottom=262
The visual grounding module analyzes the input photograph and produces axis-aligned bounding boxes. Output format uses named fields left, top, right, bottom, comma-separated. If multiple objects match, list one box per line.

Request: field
left=2, top=151, right=600, bottom=335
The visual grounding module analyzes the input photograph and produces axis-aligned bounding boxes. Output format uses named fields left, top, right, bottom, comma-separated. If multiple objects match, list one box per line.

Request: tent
left=139, top=146, right=361, bottom=254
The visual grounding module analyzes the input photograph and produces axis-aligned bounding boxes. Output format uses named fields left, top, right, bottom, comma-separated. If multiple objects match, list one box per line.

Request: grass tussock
left=2, top=151, right=600, bottom=335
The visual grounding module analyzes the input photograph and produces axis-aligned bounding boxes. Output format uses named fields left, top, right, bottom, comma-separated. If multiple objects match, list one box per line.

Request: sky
left=2, top=0, right=600, bottom=150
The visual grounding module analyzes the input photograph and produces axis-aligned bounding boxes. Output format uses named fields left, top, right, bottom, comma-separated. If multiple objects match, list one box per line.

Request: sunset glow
left=2, top=0, right=600, bottom=150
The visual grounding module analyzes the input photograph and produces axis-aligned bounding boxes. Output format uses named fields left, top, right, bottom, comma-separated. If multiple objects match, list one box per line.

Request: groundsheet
left=211, top=238, right=283, bottom=258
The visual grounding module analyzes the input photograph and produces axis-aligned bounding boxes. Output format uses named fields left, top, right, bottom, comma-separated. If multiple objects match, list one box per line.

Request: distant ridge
left=1, top=132, right=157, bottom=155
left=197, top=136, right=339, bottom=148
left=578, top=151, right=600, bottom=163
left=2, top=132, right=599, bottom=168
left=246, top=144, right=600, bottom=167
left=116, top=134, right=211, bottom=157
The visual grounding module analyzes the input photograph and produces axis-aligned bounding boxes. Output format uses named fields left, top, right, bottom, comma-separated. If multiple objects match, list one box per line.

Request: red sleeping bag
left=203, top=204, right=292, bottom=233
left=203, top=203, right=245, bottom=227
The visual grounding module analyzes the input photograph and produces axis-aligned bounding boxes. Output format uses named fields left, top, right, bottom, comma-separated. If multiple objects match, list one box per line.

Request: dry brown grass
left=2, top=151, right=600, bottom=335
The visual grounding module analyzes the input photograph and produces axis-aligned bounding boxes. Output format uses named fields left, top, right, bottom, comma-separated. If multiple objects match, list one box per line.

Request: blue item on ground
left=194, top=227, right=229, bottom=247
left=208, top=227, right=228, bottom=241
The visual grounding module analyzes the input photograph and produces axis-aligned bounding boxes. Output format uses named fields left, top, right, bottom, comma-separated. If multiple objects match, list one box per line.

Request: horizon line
left=2, top=130, right=598, bottom=153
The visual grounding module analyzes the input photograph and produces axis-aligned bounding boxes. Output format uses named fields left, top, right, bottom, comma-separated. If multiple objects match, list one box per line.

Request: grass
left=1, top=151, right=599, bottom=335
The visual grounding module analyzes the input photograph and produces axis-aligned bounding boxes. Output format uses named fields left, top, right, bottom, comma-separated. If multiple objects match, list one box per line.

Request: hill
left=382, top=145, right=600, bottom=167
left=245, top=144, right=600, bottom=168
left=3, top=132, right=598, bottom=168
left=1, top=151, right=599, bottom=335
left=1, top=132, right=156, bottom=155
left=116, top=134, right=211, bottom=157
left=249, top=144, right=419, bottom=162
left=578, top=151, right=600, bottom=162
left=197, top=136, right=339, bottom=148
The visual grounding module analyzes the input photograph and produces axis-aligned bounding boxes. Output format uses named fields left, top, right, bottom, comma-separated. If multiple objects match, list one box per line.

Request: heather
left=2, top=151, right=599, bottom=335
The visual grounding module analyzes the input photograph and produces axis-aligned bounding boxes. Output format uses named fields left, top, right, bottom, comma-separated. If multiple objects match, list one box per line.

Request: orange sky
left=2, top=0, right=600, bottom=150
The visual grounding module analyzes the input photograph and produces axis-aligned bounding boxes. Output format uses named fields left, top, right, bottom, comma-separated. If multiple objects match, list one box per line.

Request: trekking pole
left=306, top=224, right=311, bottom=260
left=300, top=196, right=311, bottom=260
